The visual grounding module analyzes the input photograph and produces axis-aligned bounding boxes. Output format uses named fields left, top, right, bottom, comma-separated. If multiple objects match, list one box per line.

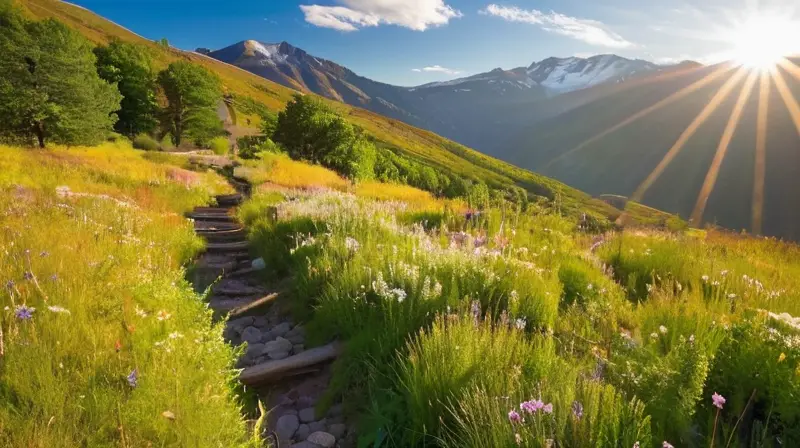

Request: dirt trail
left=190, top=185, right=352, bottom=447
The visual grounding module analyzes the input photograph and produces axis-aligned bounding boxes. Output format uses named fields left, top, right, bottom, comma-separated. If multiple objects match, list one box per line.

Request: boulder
left=275, top=414, right=299, bottom=441
left=298, top=407, right=316, bottom=423
left=328, top=423, right=346, bottom=440
left=307, top=431, right=336, bottom=448
left=295, top=423, right=311, bottom=441
left=271, top=322, right=291, bottom=337
left=241, top=326, right=262, bottom=344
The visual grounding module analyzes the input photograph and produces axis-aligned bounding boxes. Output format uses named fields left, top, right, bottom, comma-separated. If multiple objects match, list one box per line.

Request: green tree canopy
left=0, top=4, right=121, bottom=147
left=157, top=61, right=222, bottom=146
left=94, top=40, right=158, bottom=137
left=273, top=94, right=376, bottom=181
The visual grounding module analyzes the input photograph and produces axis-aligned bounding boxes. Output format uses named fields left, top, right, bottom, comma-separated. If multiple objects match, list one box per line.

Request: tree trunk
left=34, top=121, right=45, bottom=148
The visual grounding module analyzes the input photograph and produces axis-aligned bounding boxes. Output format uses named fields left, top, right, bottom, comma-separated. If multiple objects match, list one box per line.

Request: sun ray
left=772, top=60, right=800, bottom=137
left=542, top=64, right=736, bottom=170
left=631, top=67, right=749, bottom=203
left=752, top=70, right=771, bottom=235
left=690, top=71, right=758, bottom=224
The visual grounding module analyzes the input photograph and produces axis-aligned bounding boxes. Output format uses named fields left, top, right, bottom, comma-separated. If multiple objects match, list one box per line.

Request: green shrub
left=132, top=133, right=160, bottom=151
left=160, top=133, right=175, bottom=151
left=209, top=136, right=230, bottom=155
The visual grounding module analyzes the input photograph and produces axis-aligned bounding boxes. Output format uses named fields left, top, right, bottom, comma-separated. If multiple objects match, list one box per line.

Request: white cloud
left=300, top=0, right=461, bottom=32
left=480, top=4, right=635, bottom=49
left=412, top=65, right=461, bottom=75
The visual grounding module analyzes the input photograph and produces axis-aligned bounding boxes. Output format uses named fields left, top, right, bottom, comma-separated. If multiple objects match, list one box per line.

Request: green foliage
left=273, top=94, right=376, bottom=181
left=94, top=40, right=158, bottom=137
left=467, top=181, right=490, bottom=210
left=132, top=133, right=159, bottom=151
left=157, top=61, right=223, bottom=146
left=0, top=4, right=121, bottom=147
left=209, top=136, right=230, bottom=155
left=237, top=135, right=282, bottom=159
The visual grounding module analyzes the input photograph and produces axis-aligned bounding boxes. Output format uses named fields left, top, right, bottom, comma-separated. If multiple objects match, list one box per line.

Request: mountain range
left=204, top=40, right=800, bottom=241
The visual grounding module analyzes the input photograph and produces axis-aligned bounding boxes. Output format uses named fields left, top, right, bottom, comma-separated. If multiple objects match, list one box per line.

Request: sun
left=729, top=14, right=799, bottom=70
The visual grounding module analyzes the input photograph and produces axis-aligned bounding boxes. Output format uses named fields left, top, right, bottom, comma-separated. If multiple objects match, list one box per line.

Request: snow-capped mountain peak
left=526, top=54, right=659, bottom=92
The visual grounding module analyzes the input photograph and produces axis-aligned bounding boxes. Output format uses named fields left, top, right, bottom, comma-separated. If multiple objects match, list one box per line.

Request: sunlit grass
left=236, top=153, right=350, bottom=191
left=0, top=144, right=251, bottom=446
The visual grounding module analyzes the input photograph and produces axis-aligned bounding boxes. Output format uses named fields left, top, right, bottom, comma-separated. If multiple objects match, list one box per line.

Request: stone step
left=206, top=240, right=250, bottom=252
left=194, top=221, right=243, bottom=232
left=213, top=284, right=266, bottom=297
left=215, top=193, right=243, bottom=206
left=200, top=228, right=248, bottom=243
left=193, top=206, right=233, bottom=214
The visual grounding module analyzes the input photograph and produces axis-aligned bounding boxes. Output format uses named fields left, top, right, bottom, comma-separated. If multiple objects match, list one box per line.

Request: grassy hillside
left=19, top=0, right=620, bottom=222
left=503, top=61, right=800, bottom=240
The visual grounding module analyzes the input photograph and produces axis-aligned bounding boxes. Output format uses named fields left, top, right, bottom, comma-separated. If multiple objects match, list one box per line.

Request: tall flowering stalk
left=710, top=392, right=726, bottom=446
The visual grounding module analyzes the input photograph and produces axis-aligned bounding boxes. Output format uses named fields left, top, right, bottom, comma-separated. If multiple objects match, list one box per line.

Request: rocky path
left=190, top=192, right=353, bottom=448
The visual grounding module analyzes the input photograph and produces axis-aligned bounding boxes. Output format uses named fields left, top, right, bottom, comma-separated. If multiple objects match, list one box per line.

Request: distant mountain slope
left=500, top=61, right=800, bottom=240
left=206, top=40, right=684, bottom=154
left=19, top=0, right=622, bottom=222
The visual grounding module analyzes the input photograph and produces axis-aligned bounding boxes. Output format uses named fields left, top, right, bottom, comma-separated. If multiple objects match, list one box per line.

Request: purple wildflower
left=542, top=403, right=553, bottom=414
left=712, top=392, right=726, bottom=409
left=572, top=401, right=583, bottom=419
left=14, top=304, right=35, bottom=320
left=508, top=409, right=521, bottom=423
left=23, top=271, right=33, bottom=281
left=663, top=442, right=674, bottom=448
left=127, top=369, right=138, bottom=388
left=5, top=280, right=14, bottom=290
left=520, top=400, right=537, bottom=414
left=471, top=300, right=481, bottom=323
left=50, top=274, right=58, bottom=282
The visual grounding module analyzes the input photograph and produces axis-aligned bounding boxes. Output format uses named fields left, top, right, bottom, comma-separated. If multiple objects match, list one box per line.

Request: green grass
left=0, top=144, right=252, bottom=446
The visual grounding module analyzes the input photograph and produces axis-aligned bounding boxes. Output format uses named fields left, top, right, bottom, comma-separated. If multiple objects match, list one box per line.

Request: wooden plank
left=206, top=240, right=250, bottom=252
left=228, top=291, right=281, bottom=317
left=239, top=342, right=341, bottom=385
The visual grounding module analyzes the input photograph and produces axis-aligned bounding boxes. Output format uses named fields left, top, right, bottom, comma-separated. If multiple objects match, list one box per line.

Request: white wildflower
left=659, top=325, right=668, bottom=334
left=47, top=305, right=71, bottom=315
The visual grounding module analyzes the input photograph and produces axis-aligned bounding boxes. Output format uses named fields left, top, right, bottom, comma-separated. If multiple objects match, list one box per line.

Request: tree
left=157, top=61, right=222, bottom=146
left=95, top=40, right=158, bottom=137
left=0, top=4, right=121, bottom=147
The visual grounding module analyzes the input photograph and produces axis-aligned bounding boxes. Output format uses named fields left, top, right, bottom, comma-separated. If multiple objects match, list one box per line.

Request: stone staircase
left=191, top=192, right=351, bottom=448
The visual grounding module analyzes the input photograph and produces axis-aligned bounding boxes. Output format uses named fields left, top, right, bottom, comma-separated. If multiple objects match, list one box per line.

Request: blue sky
left=72, top=0, right=799, bottom=86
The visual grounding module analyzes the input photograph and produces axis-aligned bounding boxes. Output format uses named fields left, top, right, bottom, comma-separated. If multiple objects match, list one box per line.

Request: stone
left=271, top=322, right=291, bottom=337
left=308, top=419, right=327, bottom=433
left=245, top=343, right=265, bottom=359
left=287, top=333, right=306, bottom=344
left=307, top=431, right=336, bottom=448
left=326, top=416, right=343, bottom=426
left=326, top=404, right=343, bottom=417
left=275, top=414, right=299, bottom=441
left=328, top=424, right=346, bottom=440
left=253, top=316, right=269, bottom=328
left=295, top=423, right=311, bottom=441
left=268, top=350, right=289, bottom=360
left=296, top=396, right=316, bottom=408
left=298, top=407, right=317, bottom=423
left=241, top=326, right=262, bottom=344
left=282, top=409, right=298, bottom=416
left=265, top=337, right=293, bottom=353
left=290, top=442, right=318, bottom=448
left=293, top=344, right=305, bottom=354
left=228, top=316, right=254, bottom=331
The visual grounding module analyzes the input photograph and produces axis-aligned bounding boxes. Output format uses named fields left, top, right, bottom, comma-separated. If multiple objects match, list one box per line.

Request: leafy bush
left=160, top=133, right=175, bottom=151
left=209, top=136, right=230, bottom=155
left=132, top=133, right=160, bottom=151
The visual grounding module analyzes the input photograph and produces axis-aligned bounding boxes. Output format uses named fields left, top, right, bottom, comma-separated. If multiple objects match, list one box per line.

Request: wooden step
left=205, top=240, right=250, bottom=252
left=193, top=206, right=233, bottom=214
left=200, top=228, right=248, bottom=242
left=215, top=193, right=243, bottom=206
left=194, top=221, right=243, bottom=232
left=187, top=212, right=237, bottom=222
left=240, top=342, right=341, bottom=385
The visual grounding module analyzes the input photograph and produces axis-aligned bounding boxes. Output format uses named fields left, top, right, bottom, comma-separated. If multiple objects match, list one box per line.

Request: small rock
left=228, top=316, right=255, bottom=330
left=251, top=257, right=266, bottom=270
left=271, top=322, right=291, bottom=337
left=253, top=316, right=269, bottom=328
left=290, top=442, right=317, bottom=448
left=293, top=344, right=305, bottom=353
left=265, top=337, right=293, bottom=353
left=241, top=326, right=262, bottom=344
left=328, top=424, right=346, bottom=440
left=299, top=407, right=317, bottom=423
left=287, top=333, right=306, bottom=344
left=282, top=408, right=299, bottom=416
left=245, top=343, right=265, bottom=359
left=295, top=423, right=311, bottom=440
left=268, top=350, right=289, bottom=360
left=326, top=416, right=343, bottom=426
left=326, top=404, right=343, bottom=418
left=307, top=431, right=336, bottom=448
left=296, top=396, right=316, bottom=408
left=308, top=419, right=327, bottom=433
left=275, top=414, right=299, bottom=441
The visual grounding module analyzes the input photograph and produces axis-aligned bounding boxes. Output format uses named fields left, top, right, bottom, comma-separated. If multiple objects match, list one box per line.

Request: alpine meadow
left=2, top=1, right=800, bottom=447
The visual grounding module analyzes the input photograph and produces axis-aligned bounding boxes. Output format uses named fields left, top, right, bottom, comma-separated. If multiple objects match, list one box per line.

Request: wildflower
left=162, top=410, right=176, bottom=420
left=663, top=442, right=674, bottom=448
left=391, top=288, right=406, bottom=303
left=689, top=334, right=695, bottom=343
left=508, top=409, right=521, bottom=423
left=572, top=401, right=583, bottom=419
left=156, top=310, right=171, bottom=321
left=520, top=400, right=537, bottom=414
left=127, top=369, right=138, bottom=388
left=515, top=318, right=526, bottom=330
left=514, top=433, right=522, bottom=446
left=47, top=305, right=70, bottom=315
left=542, top=403, right=553, bottom=414
left=720, top=270, right=729, bottom=277
left=646, top=283, right=653, bottom=292
left=5, top=280, right=14, bottom=290
left=49, top=274, right=58, bottom=281
left=650, top=332, right=659, bottom=339
left=659, top=325, right=668, bottom=334
left=779, top=353, right=787, bottom=363
left=23, top=271, right=33, bottom=281
left=115, top=340, right=122, bottom=352
left=509, top=290, right=519, bottom=303
left=39, top=251, right=49, bottom=257
left=633, top=443, right=640, bottom=448
left=587, top=283, right=593, bottom=291
left=727, top=293, right=737, bottom=299
left=712, top=392, right=726, bottom=409
left=135, top=307, right=148, bottom=318
left=702, top=275, right=709, bottom=282
left=168, top=331, right=183, bottom=339
left=471, top=300, right=481, bottom=322
left=344, top=237, right=360, bottom=253
left=14, top=304, right=35, bottom=321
